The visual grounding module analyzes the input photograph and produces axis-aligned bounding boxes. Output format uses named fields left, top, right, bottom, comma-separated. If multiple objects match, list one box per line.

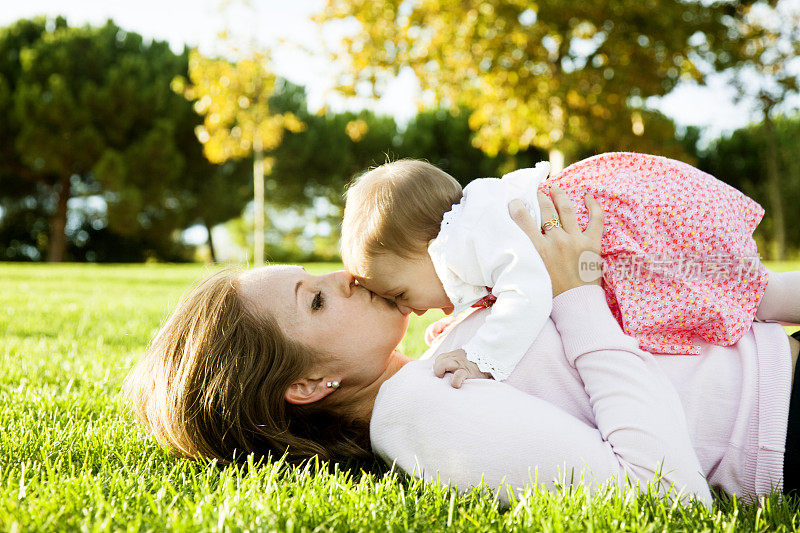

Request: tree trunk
left=763, top=113, right=786, bottom=260
left=253, top=132, right=265, bottom=266
left=46, top=177, right=70, bottom=262
left=205, top=221, right=217, bottom=263
left=548, top=148, right=565, bottom=176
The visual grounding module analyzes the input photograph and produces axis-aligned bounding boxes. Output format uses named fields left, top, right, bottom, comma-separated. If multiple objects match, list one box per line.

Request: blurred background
left=0, top=0, right=798, bottom=264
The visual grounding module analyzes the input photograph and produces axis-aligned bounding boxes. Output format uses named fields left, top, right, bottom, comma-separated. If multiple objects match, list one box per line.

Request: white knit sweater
left=369, top=285, right=791, bottom=507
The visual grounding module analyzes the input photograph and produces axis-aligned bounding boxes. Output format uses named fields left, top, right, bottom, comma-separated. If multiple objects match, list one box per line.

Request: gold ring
left=542, top=217, right=562, bottom=231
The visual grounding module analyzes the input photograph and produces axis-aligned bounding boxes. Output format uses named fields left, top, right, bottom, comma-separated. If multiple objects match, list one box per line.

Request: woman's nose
left=331, top=270, right=356, bottom=296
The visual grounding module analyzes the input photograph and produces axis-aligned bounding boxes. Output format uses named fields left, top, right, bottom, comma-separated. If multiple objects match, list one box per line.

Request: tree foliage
left=724, top=0, right=800, bottom=259
left=267, top=81, right=400, bottom=207
left=176, top=49, right=304, bottom=264
left=0, top=18, right=204, bottom=261
left=0, top=18, right=256, bottom=262
left=701, top=113, right=800, bottom=259
left=227, top=82, right=555, bottom=261
left=730, top=1, right=800, bottom=112
left=177, top=50, right=304, bottom=164
left=317, top=0, right=742, bottom=165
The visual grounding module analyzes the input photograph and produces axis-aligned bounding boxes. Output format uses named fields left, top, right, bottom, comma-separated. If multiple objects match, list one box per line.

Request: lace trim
left=439, top=193, right=467, bottom=232
left=465, top=348, right=515, bottom=382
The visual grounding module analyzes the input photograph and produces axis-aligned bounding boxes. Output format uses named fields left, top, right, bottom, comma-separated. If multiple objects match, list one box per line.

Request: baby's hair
left=341, top=159, right=463, bottom=277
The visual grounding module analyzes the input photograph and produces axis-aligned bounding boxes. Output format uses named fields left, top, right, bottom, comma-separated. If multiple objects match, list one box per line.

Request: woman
left=123, top=189, right=799, bottom=509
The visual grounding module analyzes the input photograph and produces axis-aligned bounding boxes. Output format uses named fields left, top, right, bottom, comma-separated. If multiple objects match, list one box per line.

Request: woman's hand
left=509, top=186, right=604, bottom=297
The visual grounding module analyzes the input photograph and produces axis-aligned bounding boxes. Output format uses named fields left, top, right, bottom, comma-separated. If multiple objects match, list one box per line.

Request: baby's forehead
left=355, top=273, right=388, bottom=291
left=355, top=268, right=402, bottom=294
left=358, top=252, right=408, bottom=276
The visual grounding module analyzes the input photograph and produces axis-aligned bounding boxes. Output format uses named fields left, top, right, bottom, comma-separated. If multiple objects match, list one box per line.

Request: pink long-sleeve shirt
left=369, top=285, right=792, bottom=507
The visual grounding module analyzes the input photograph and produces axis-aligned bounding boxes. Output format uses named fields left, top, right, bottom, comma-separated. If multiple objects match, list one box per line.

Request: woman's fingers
left=509, top=199, right=545, bottom=250
left=550, top=187, right=580, bottom=234
left=583, top=194, right=604, bottom=246
left=537, top=191, right=559, bottom=232
left=513, top=188, right=604, bottom=297
left=536, top=191, right=558, bottom=224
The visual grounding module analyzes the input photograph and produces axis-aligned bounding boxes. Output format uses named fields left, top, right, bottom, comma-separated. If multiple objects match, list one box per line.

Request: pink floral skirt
left=538, top=152, right=769, bottom=355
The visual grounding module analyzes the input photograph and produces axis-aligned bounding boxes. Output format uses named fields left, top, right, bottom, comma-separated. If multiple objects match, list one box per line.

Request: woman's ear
left=284, top=377, right=336, bottom=405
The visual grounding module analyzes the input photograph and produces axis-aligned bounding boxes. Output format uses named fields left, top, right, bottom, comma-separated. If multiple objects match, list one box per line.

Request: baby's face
left=356, top=252, right=453, bottom=316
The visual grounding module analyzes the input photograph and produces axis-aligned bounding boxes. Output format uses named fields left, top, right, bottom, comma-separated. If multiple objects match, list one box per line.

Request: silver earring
left=326, top=381, right=340, bottom=389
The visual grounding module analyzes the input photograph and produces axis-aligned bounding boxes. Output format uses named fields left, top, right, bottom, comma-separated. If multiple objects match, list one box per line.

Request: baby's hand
left=433, top=349, right=491, bottom=388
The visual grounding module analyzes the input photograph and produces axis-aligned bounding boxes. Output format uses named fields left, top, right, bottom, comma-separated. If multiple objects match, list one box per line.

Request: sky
left=0, top=0, right=784, bottom=141
left=0, top=0, right=421, bottom=122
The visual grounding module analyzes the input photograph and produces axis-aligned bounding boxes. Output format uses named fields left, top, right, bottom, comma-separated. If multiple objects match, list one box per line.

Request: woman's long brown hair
left=122, top=267, right=372, bottom=465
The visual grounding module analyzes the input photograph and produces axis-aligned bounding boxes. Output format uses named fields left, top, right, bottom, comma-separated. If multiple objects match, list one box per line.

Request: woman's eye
left=311, top=291, right=324, bottom=311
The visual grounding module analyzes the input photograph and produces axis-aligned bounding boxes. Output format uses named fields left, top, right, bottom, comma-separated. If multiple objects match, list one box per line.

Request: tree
left=0, top=181, right=51, bottom=261
left=316, top=0, right=740, bottom=169
left=397, top=107, right=548, bottom=181
left=267, top=82, right=400, bottom=207
left=174, top=111, right=252, bottom=262
left=228, top=81, right=400, bottom=261
left=253, top=92, right=558, bottom=261
left=181, top=161, right=251, bottom=262
left=176, top=49, right=304, bottom=265
left=702, top=113, right=800, bottom=259
left=0, top=18, right=65, bottom=260
left=0, top=18, right=196, bottom=261
left=727, top=0, right=800, bottom=260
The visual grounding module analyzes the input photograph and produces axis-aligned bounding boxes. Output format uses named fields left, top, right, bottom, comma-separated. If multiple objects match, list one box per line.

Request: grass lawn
left=2, top=261, right=800, bottom=531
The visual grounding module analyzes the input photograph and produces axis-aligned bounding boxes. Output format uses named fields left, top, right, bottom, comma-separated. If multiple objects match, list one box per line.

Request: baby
left=342, top=159, right=552, bottom=382
left=341, top=153, right=799, bottom=387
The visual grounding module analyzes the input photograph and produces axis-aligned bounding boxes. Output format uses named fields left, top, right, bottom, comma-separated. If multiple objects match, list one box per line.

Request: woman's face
left=237, top=265, right=410, bottom=385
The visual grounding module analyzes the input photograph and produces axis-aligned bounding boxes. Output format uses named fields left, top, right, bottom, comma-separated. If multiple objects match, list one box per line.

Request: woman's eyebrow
left=294, top=280, right=302, bottom=308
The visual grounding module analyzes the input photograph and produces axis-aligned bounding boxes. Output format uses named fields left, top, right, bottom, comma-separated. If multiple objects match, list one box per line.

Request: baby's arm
left=756, top=269, right=800, bottom=324
left=433, top=259, right=551, bottom=386
left=461, top=266, right=552, bottom=381
left=459, top=214, right=553, bottom=382
left=429, top=177, right=552, bottom=385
